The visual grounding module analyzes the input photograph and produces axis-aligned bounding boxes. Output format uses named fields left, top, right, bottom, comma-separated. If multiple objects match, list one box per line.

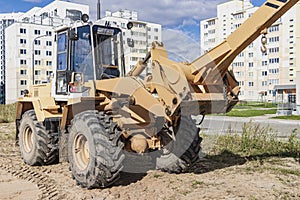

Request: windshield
left=70, top=25, right=125, bottom=81
left=93, top=26, right=125, bottom=79
left=70, top=25, right=94, bottom=81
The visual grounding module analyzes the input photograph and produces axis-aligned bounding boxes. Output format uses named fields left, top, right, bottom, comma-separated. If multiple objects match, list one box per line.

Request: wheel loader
left=15, top=0, right=300, bottom=188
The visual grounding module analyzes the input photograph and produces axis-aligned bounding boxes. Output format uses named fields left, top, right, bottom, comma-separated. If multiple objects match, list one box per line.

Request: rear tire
left=155, top=115, right=202, bottom=173
left=68, top=111, right=124, bottom=188
left=19, top=110, right=59, bottom=166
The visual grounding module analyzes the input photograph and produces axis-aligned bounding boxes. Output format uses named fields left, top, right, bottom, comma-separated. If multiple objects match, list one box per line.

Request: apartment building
left=0, top=13, right=23, bottom=104
left=4, top=1, right=89, bottom=104
left=100, top=10, right=162, bottom=74
left=200, top=0, right=299, bottom=102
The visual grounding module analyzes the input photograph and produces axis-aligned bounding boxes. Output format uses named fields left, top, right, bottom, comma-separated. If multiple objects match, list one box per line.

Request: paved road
left=198, top=114, right=300, bottom=137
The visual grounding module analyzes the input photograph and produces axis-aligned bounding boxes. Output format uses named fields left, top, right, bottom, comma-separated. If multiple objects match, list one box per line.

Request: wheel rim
left=73, top=134, right=90, bottom=170
left=23, top=125, right=34, bottom=153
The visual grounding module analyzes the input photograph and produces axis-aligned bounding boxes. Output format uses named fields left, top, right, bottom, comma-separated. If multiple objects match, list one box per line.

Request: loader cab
left=54, top=21, right=125, bottom=98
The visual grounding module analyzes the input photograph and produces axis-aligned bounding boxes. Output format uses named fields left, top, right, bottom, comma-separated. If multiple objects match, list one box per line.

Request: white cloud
left=162, top=29, right=201, bottom=63
left=68, top=0, right=224, bottom=27
left=67, top=0, right=224, bottom=60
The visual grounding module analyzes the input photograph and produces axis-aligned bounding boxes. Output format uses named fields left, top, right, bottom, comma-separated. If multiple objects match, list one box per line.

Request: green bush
left=0, top=104, right=16, bottom=123
left=211, top=123, right=300, bottom=158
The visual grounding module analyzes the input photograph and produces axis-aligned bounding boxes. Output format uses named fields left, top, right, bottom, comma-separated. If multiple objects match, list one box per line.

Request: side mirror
left=81, top=14, right=89, bottom=23
left=127, top=22, right=133, bottom=30
left=68, top=28, right=78, bottom=41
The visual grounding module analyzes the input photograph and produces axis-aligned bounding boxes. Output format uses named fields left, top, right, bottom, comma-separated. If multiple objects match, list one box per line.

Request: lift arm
left=190, top=0, right=300, bottom=85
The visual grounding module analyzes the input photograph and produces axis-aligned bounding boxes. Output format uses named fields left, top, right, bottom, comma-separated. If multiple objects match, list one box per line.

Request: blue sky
left=0, top=0, right=267, bottom=61
left=0, top=0, right=53, bottom=13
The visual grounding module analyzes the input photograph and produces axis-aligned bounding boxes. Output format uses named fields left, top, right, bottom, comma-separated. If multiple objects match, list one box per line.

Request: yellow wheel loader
left=15, top=0, right=300, bottom=188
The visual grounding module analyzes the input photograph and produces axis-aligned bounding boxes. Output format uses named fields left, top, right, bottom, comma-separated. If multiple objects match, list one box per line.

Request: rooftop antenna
left=97, top=0, right=101, bottom=20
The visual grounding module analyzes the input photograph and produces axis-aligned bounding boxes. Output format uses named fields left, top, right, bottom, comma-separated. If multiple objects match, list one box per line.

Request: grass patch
left=268, top=167, right=300, bottom=176
left=0, top=104, right=16, bottom=123
left=191, top=180, right=204, bottom=187
left=211, top=123, right=300, bottom=158
left=153, top=174, right=163, bottom=178
left=272, top=115, right=300, bottom=121
left=226, top=109, right=277, bottom=117
left=235, top=101, right=277, bottom=109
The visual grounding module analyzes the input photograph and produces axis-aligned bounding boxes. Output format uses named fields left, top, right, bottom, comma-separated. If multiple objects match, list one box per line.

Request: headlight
left=75, top=73, right=82, bottom=83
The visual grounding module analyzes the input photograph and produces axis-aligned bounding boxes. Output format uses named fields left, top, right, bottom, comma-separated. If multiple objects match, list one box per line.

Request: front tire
left=19, top=110, right=58, bottom=166
left=155, top=115, right=202, bottom=173
left=68, top=111, right=124, bottom=188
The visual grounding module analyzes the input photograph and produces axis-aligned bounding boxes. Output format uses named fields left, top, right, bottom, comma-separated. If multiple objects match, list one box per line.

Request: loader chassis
left=15, top=0, right=300, bottom=188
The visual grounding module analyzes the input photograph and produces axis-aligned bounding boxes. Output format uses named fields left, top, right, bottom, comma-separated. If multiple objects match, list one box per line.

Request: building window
left=262, top=71, right=268, bottom=76
left=46, top=70, right=52, bottom=76
left=35, top=50, right=41, bottom=55
left=154, top=36, right=159, bottom=40
left=208, top=20, right=215, bottom=26
left=46, top=51, right=52, bottom=56
left=46, top=61, right=52, bottom=66
left=20, top=69, right=27, bottom=75
left=34, top=29, right=41, bottom=35
left=34, top=40, right=41, bottom=45
left=35, top=60, right=41, bottom=65
left=248, top=82, right=254, bottom=87
left=20, top=28, right=26, bottom=34
left=46, top=41, right=52, bottom=46
left=20, top=59, right=27, bottom=65
left=249, top=62, right=253, bottom=67
left=269, top=36, right=279, bottom=43
left=66, top=9, right=83, bottom=21
left=233, top=13, right=244, bottom=19
left=20, top=49, right=27, bottom=54
left=269, top=58, right=279, bottom=64
left=35, top=70, right=41, bottom=76
left=20, top=80, right=27, bottom=85
left=268, top=25, right=279, bottom=32
left=20, top=39, right=26, bottom=44
left=269, top=47, right=279, bottom=53
left=35, top=80, right=41, bottom=84
left=262, top=81, right=268, bottom=86
left=238, top=81, right=244, bottom=86
left=262, top=61, right=268, bottom=66
left=248, top=72, right=254, bottom=77
left=269, top=79, right=279, bottom=85
left=269, top=68, right=279, bottom=74
left=46, top=31, right=52, bottom=36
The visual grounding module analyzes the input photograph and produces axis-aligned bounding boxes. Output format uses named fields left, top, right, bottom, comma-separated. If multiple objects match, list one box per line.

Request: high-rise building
left=100, top=10, right=162, bottom=74
left=200, top=0, right=300, bottom=102
left=0, top=13, right=24, bottom=104
left=4, top=0, right=89, bottom=104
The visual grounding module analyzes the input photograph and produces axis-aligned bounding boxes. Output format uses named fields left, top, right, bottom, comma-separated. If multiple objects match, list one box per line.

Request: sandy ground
left=0, top=169, right=40, bottom=200
left=0, top=122, right=299, bottom=200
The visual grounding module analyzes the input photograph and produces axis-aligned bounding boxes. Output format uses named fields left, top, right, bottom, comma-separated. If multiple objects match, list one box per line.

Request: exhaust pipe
left=97, top=0, right=101, bottom=20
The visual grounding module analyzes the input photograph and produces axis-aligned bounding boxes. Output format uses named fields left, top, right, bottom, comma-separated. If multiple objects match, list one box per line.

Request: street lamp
left=32, top=34, right=49, bottom=85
